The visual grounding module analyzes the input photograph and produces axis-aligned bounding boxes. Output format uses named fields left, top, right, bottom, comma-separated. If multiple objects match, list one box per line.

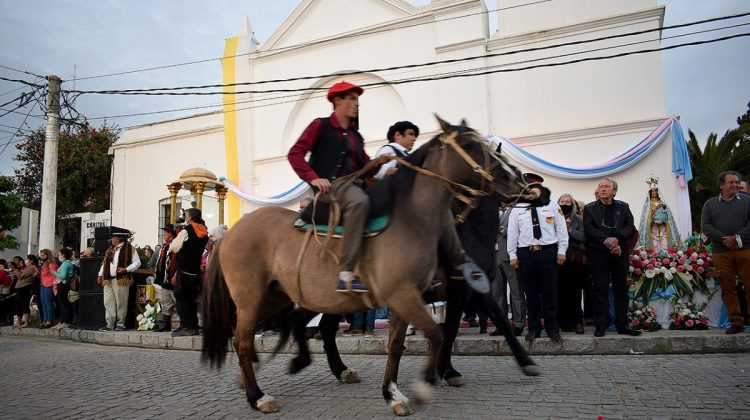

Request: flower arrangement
left=136, top=302, right=160, bottom=331
left=668, top=298, right=709, bottom=330
left=627, top=304, right=661, bottom=332
left=629, top=246, right=713, bottom=304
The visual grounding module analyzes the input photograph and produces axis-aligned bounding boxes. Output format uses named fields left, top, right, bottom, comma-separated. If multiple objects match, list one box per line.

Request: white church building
left=112, top=0, right=691, bottom=247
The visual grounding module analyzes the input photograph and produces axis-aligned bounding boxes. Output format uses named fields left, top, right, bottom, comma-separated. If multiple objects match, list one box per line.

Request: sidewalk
left=2, top=325, right=749, bottom=356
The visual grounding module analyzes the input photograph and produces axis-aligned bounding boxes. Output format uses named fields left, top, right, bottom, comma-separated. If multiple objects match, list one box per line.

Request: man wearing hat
left=170, top=208, right=209, bottom=336
left=288, top=81, right=387, bottom=293
left=97, top=229, right=140, bottom=331
left=507, top=173, right=568, bottom=342
left=153, top=224, right=178, bottom=332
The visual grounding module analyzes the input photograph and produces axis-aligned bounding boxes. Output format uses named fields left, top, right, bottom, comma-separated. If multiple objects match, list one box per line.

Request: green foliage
left=0, top=176, right=23, bottom=251
left=687, top=103, right=750, bottom=229
left=13, top=122, right=118, bottom=225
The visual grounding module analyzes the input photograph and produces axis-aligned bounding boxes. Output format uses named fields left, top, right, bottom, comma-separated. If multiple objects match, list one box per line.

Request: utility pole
left=38, top=75, right=61, bottom=251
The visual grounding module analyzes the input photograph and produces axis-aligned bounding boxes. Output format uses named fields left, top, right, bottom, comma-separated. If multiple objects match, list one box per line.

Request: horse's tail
left=201, top=239, right=236, bottom=369
left=271, top=305, right=294, bottom=357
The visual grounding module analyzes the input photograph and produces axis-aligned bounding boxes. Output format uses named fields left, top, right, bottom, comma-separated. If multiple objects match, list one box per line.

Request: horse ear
left=434, top=113, right=451, bottom=132
left=495, top=142, right=502, bottom=153
left=460, top=118, right=469, bottom=127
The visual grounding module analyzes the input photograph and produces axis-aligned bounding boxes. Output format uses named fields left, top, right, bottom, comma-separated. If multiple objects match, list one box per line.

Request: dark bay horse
left=201, top=117, right=541, bottom=416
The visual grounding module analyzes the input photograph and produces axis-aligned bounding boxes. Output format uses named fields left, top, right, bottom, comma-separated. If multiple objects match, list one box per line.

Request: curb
left=2, top=326, right=749, bottom=355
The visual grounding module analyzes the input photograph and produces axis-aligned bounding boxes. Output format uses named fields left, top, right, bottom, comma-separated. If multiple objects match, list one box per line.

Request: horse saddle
left=293, top=178, right=393, bottom=238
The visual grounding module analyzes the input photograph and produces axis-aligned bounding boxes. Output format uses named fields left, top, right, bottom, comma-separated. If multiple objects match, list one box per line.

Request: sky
left=0, top=0, right=748, bottom=177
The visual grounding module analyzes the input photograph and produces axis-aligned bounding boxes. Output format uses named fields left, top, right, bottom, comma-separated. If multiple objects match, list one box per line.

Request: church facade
left=113, top=0, right=685, bottom=247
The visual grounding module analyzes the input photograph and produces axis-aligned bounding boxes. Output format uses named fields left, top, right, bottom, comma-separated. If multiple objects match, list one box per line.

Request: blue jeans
left=41, top=286, right=55, bottom=323
left=353, top=309, right=376, bottom=330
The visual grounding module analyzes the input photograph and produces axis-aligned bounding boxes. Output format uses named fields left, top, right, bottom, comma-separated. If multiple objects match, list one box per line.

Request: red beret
left=327, top=81, right=363, bottom=103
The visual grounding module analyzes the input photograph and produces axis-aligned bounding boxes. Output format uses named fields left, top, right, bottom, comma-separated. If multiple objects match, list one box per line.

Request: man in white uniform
left=507, top=174, right=568, bottom=342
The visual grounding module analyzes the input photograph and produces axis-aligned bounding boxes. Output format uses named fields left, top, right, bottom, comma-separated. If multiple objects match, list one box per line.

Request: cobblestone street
left=2, top=335, right=749, bottom=419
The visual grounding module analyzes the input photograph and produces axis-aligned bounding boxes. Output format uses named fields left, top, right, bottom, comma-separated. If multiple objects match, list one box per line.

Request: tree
left=687, top=104, right=750, bottom=229
left=0, top=176, right=23, bottom=251
left=13, top=123, right=118, bottom=235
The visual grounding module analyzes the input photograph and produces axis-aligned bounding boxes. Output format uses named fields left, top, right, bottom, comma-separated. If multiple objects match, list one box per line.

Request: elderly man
left=583, top=177, right=640, bottom=337
left=97, top=230, right=140, bottom=331
left=701, top=171, right=750, bottom=334
left=154, top=224, right=178, bottom=332
left=507, top=173, right=568, bottom=342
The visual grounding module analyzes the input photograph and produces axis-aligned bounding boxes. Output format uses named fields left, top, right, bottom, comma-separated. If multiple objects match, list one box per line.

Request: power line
left=0, top=93, right=41, bottom=157
left=0, top=64, right=46, bottom=80
left=0, top=75, right=45, bottom=88
left=87, top=30, right=750, bottom=121
left=73, top=0, right=553, bottom=82
left=66, top=11, right=750, bottom=96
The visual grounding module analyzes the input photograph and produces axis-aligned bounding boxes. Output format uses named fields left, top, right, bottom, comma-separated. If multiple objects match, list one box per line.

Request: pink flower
left=670, top=262, right=677, bottom=268
left=699, top=317, right=707, bottom=324
left=647, top=264, right=655, bottom=270
left=650, top=309, right=657, bottom=316
left=690, top=255, right=698, bottom=261
left=697, top=266, right=705, bottom=273
left=644, top=321, right=651, bottom=327
left=649, top=258, right=657, bottom=264
left=662, top=258, right=671, bottom=265
left=678, top=258, right=686, bottom=265
left=676, top=265, right=685, bottom=272
left=674, top=318, right=681, bottom=326
left=632, top=319, right=639, bottom=326
left=687, top=265, right=694, bottom=271
left=635, top=268, right=642, bottom=276
left=686, top=319, right=694, bottom=327
left=655, top=262, right=662, bottom=268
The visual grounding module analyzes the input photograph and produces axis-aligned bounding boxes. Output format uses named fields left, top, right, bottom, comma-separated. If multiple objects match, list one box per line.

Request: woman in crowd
left=51, top=248, right=75, bottom=329
left=13, top=255, right=38, bottom=328
left=38, top=249, right=58, bottom=329
left=0, top=259, right=13, bottom=325
left=556, top=194, right=587, bottom=335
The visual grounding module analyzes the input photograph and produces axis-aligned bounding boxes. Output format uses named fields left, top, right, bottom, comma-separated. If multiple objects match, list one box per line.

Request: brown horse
left=201, top=116, right=541, bottom=416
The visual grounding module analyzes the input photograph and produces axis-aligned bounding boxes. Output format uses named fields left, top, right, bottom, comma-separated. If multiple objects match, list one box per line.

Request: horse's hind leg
left=481, top=293, right=540, bottom=376
left=381, top=313, right=411, bottom=416
left=439, top=280, right=471, bottom=387
left=234, top=310, right=279, bottom=413
left=319, top=314, right=360, bottom=383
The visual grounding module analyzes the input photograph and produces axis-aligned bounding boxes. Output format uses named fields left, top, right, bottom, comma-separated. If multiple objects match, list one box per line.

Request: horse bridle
left=393, top=130, right=523, bottom=223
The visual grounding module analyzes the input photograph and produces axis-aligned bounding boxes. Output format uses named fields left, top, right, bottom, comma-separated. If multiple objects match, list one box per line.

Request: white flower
left=677, top=251, right=684, bottom=256
left=697, top=259, right=704, bottom=265
left=635, top=310, right=643, bottom=316
left=645, top=269, right=656, bottom=279
left=669, top=267, right=677, bottom=274
left=660, top=266, right=668, bottom=274
left=664, top=270, right=673, bottom=281
left=629, top=266, right=634, bottom=273
left=136, top=314, right=144, bottom=322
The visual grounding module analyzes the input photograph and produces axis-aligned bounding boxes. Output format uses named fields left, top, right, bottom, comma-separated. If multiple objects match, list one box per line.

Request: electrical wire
left=73, top=0, right=553, bottom=82
left=85, top=29, right=750, bottom=120
left=0, top=64, right=46, bottom=80
left=0, top=94, right=41, bottom=157
left=66, top=11, right=750, bottom=95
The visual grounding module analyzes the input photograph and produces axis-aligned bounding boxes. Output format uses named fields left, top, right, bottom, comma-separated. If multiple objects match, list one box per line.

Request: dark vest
left=308, top=118, right=365, bottom=181
left=175, top=224, right=209, bottom=275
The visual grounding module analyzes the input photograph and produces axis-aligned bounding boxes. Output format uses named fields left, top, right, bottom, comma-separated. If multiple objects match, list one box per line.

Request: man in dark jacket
left=583, top=177, right=640, bottom=337
left=288, top=81, right=387, bottom=294
left=171, top=209, right=209, bottom=336
left=154, top=224, right=177, bottom=332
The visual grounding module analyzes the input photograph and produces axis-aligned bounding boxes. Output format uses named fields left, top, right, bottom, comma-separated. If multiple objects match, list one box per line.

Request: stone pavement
left=1, top=324, right=749, bottom=355
left=1, top=335, right=749, bottom=419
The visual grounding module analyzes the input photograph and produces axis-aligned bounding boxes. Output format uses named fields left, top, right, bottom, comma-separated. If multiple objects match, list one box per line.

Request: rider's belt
left=519, top=244, right=556, bottom=252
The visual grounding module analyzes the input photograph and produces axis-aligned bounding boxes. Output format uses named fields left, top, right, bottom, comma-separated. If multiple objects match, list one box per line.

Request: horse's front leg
left=439, top=279, right=471, bottom=387
left=319, top=313, right=360, bottom=383
left=481, top=293, right=540, bottom=376
left=381, top=313, right=411, bottom=416
left=288, top=309, right=318, bottom=374
left=234, top=311, right=279, bottom=413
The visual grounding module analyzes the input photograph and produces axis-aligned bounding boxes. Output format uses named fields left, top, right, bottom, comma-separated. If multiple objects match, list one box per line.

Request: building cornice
left=507, top=116, right=669, bottom=147
left=435, top=37, right=486, bottom=54
left=114, top=125, right=224, bottom=150
left=487, top=6, right=665, bottom=52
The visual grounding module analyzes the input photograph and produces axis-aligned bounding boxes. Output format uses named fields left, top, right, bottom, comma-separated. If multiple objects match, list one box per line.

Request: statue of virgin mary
left=637, top=177, right=682, bottom=251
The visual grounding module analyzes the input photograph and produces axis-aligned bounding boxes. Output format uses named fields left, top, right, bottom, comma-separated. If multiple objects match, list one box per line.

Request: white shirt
left=373, top=143, right=410, bottom=180
left=98, top=242, right=141, bottom=277
left=507, top=201, right=569, bottom=260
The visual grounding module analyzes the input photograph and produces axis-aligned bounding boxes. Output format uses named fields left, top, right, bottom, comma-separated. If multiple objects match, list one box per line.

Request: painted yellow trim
left=222, top=36, right=241, bottom=226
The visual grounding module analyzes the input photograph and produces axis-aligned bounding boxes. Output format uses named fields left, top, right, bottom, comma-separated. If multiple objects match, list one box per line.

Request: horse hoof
left=340, top=368, right=361, bottom=383
left=522, top=364, right=541, bottom=376
left=256, top=395, right=280, bottom=414
left=445, top=376, right=465, bottom=387
left=391, top=401, right=414, bottom=416
left=411, top=380, right=433, bottom=405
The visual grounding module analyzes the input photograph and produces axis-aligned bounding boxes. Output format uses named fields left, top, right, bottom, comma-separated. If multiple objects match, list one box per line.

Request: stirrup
left=336, top=278, right=368, bottom=294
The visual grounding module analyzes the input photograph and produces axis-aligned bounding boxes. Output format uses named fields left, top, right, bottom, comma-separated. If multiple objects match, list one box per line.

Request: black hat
left=110, top=227, right=132, bottom=238
left=522, top=172, right=544, bottom=184
left=160, top=224, right=176, bottom=235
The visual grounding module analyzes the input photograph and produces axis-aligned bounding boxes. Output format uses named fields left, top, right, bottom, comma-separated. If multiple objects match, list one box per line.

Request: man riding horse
left=287, top=81, right=486, bottom=294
